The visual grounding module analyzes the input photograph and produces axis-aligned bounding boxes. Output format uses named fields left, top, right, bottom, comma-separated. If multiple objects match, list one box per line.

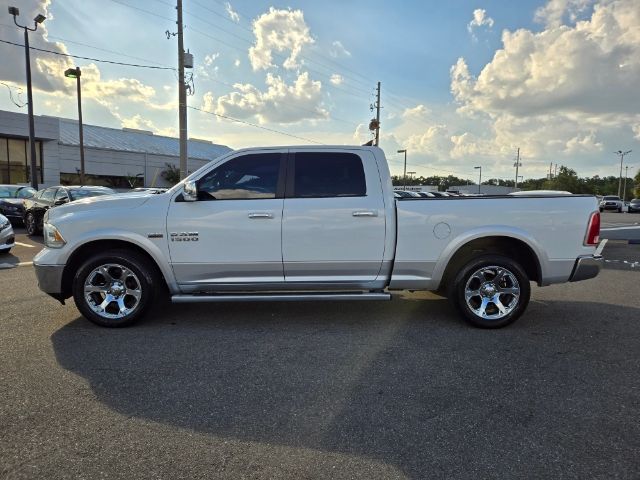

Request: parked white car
left=33, top=146, right=602, bottom=329
left=0, top=213, right=15, bottom=254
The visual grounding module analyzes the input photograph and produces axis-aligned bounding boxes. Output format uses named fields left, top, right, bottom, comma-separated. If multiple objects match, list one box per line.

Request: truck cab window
left=293, top=152, right=366, bottom=198
left=197, top=153, right=281, bottom=200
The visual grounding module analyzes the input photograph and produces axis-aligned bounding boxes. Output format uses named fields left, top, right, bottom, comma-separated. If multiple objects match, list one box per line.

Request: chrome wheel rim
left=464, top=266, right=520, bottom=320
left=84, top=263, right=142, bottom=319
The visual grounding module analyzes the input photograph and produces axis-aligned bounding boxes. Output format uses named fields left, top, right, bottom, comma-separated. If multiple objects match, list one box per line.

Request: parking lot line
left=0, top=261, right=33, bottom=269
left=14, top=242, right=35, bottom=248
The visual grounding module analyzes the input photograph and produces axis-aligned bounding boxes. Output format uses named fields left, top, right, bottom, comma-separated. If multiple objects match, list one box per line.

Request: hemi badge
left=147, top=233, right=164, bottom=239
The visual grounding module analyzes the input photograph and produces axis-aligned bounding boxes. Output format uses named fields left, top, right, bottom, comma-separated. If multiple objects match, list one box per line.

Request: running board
left=171, top=292, right=391, bottom=303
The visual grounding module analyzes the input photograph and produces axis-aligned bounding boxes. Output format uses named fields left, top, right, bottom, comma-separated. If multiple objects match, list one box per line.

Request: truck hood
left=47, top=192, right=153, bottom=220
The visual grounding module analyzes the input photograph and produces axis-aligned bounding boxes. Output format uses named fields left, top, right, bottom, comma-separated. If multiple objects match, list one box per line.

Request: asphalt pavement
left=1, top=220, right=639, bottom=479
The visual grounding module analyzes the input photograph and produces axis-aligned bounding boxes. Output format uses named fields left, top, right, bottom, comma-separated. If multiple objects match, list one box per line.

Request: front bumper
left=0, top=224, right=14, bottom=250
left=34, top=263, right=66, bottom=300
left=569, top=255, right=602, bottom=282
left=0, top=235, right=14, bottom=250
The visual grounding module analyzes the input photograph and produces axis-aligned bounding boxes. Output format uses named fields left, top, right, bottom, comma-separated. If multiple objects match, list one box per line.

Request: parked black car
left=629, top=198, right=640, bottom=213
left=23, top=185, right=115, bottom=235
left=0, top=185, right=37, bottom=225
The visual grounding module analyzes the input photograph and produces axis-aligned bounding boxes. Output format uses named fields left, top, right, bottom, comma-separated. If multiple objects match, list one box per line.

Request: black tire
left=599, top=208, right=603, bottom=212
left=0, top=248, right=10, bottom=255
left=25, top=213, right=40, bottom=236
left=618, top=207, right=622, bottom=213
left=72, top=249, right=159, bottom=327
left=449, top=254, right=531, bottom=329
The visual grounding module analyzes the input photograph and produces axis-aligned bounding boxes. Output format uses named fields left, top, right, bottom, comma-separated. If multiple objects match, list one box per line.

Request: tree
left=161, top=163, right=181, bottom=185
left=634, top=170, right=640, bottom=198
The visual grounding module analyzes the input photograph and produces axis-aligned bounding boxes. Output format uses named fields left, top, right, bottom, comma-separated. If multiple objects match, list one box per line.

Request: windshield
left=603, top=196, right=620, bottom=200
left=0, top=186, right=37, bottom=198
left=69, top=188, right=115, bottom=200
left=16, top=187, right=37, bottom=198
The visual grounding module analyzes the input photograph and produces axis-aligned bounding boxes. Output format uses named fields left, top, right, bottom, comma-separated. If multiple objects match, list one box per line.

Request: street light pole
left=623, top=165, right=632, bottom=202
left=616, top=150, right=631, bottom=198
left=398, top=149, right=407, bottom=189
left=64, top=67, right=84, bottom=185
left=9, top=6, right=45, bottom=189
left=474, top=166, right=482, bottom=194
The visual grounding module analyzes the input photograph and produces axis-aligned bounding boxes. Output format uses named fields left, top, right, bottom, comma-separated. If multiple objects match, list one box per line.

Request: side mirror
left=54, top=197, right=69, bottom=206
left=183, top=180, right=198, bottom=202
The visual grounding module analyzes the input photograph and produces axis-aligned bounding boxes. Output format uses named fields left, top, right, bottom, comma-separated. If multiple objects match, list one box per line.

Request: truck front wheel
left=72, top=249, right=159, bottom=327
left=450, top=254, right=531, bottom=328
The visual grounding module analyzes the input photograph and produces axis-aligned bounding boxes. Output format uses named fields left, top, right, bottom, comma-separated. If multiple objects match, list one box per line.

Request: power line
left=189, top=105, right=324, bottom=144
left=0, top=81, right=25, bottom=108
left=0, top=38, right=176, bottom=70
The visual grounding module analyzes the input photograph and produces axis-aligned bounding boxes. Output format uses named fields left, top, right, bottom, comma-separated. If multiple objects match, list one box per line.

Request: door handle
left=352, top=210, right=378, bottom=217
left=248, top=212, right=274, bottom=219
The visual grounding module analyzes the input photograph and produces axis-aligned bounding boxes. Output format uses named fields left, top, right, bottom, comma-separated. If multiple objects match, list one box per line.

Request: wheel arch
left=60, top=239, right=172, bottom=299
left=437, top=234, right=543, bottom=292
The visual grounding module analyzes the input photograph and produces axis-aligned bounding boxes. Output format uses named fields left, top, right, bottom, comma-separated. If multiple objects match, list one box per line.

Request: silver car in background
left=0, top=213, right=15, bottom=254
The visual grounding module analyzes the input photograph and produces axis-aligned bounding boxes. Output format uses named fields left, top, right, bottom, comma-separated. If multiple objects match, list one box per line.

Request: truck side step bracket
left=171, top=292, right=392, bottom=303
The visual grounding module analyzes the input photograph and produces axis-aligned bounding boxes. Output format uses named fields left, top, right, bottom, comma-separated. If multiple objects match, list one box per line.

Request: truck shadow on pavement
left=51, top=298, right=640, bottom=478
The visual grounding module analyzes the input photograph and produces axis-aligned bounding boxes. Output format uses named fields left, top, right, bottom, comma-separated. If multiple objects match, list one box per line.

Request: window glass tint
left=0, top=186, right=18, bottom=198
left=54, top=189, right=69, bottom=201
left=16, top=187, right=36, bottom=198
left=69, top=188, right=114, bottom=200
left=603, top=196, right=620, bottom=200
left=41, top=188, right=56, bottom=202
left=197, top=153, right=281, bottom=200
left=293, top=152, right=366, bottom=198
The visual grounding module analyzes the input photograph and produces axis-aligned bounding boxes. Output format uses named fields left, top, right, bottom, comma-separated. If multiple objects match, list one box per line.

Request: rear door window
left=291, top=152, right=366, bottom=198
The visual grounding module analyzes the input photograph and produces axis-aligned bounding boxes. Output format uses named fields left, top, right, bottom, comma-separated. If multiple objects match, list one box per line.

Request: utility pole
left=398, top=149, right=407, bottom=189
left=616, top=150, right=632, bottom=198
left=513, top=147, right=521, bottom=191
left=374, top=82, right=381, bottom=146
left=549, top=162, right=553, bottom=180
left=554, top=163, right=558, bottom=177
left=177, top=0, right=188, bottom=180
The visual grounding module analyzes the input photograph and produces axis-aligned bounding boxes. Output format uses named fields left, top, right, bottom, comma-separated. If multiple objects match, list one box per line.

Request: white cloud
left=563, top=131, right=604, bottom=154
left=467, top=8, right=494, bottom=40
left=402, top=104, right=430, bottom=119
left=204, top=52, right=220, bottom=66
left=330, top=40, right=351, bottom=58
left=202, top=91, right=216, bottom=111
left=330, top=74, right=343, bottom=85
left=249, top=7, right=314, bottom=71
left=450, top=0, right=640, bottom=163
left=120, top=115, right=177, bottom=137
left=234, top=58, right=241, bottom=67
left=215, top=72, right=327, bottom=124
left=225, top=2, right=240, bottom=23
left=534, top=0, right=594, bottom=28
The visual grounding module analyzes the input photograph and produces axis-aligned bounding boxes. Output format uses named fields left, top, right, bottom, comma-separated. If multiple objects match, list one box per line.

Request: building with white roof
left=0, top=109, right=231, bottom=188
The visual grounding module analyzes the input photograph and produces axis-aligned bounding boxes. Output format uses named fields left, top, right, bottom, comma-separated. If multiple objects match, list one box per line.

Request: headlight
left=43, top=223, right=66, bottom=248
left=0, top=219, right=10, bottom=232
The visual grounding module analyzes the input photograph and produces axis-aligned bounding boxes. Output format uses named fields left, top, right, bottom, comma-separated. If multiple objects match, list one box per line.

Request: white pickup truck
left=34, top=146, right=602, bottom=328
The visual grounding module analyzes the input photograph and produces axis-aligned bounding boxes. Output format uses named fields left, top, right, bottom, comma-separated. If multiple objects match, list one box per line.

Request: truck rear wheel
left=72, top=249, right=159, bottom=327
left=450, top=254, right=530, bottom=328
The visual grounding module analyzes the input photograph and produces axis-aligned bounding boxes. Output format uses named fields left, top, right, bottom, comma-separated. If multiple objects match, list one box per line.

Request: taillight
left=584, top=211, right=600, bottom=246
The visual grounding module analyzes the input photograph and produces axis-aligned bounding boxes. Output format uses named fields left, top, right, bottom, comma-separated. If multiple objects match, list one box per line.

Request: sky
left=0, top=0, right=638, bottom=181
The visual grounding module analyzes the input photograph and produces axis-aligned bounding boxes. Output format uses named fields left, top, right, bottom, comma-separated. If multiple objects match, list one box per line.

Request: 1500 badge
left=170, top=232, right=199, bottom=242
